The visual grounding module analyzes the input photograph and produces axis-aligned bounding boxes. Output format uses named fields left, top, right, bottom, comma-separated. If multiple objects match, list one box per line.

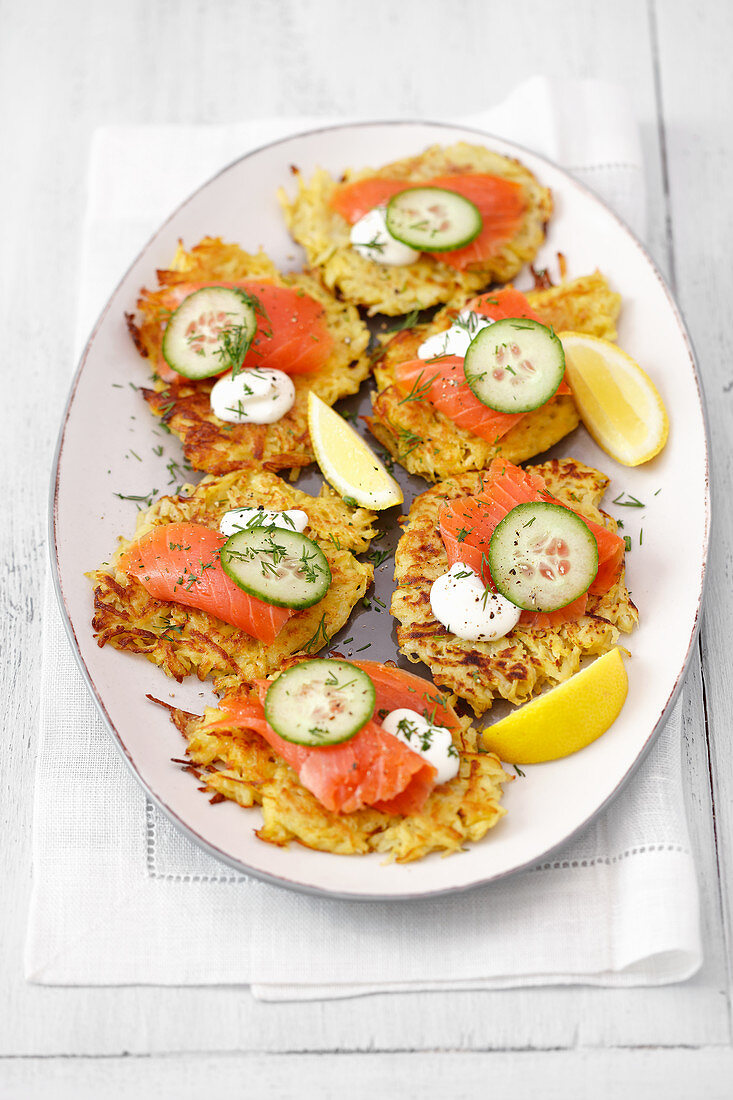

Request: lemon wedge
left=559, top=332, right=669, bottom=466
left=482, top=648, right=628, bottom=764
left=308, top=392, right=403, bottom=510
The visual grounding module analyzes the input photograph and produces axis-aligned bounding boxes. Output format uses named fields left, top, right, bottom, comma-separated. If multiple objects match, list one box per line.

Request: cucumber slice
left=220, top=528, right=331, bottom=609
left=463, top=318, right=565, bottom=413
left=264, top=659, right=376, bottom=746
left=162, top=287, right=258, bottom=380
left=488, top=502, right=598, bottom=613
left=385, top=187, right=482, bottom=253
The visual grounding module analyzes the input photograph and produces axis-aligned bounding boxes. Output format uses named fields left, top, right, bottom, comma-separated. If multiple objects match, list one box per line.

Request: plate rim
left=49, top=118, right=712, bottom=900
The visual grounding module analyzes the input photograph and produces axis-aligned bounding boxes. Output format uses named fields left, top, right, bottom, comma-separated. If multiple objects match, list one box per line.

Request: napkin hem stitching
left=145, top=792, right=691, bottom=883
left=146, top=799, right=250, bottom=883
left=531, top=844, right=689, bottom=872
left=566, top=162, right=640, bottom=173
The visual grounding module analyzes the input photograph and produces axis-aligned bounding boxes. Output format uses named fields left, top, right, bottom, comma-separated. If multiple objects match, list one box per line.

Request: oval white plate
left=52, top=122, right=709, bottom=899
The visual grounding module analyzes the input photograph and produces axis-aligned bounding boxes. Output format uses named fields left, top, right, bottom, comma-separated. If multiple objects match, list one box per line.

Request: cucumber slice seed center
left=187, top=309, right=239, bottom=353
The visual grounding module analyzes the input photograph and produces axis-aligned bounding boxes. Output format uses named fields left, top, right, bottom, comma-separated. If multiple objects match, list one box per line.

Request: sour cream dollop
left=210, top=368, right=295, bottom=424
left=381, top=708, right=459, bottom=785
left=417, top=309, right=494, bottom=361
left=219, top=508, right=308, bottom=538
left=430, top=563, right=521, bottom=643
left=350, top=206, right=420, bottom=266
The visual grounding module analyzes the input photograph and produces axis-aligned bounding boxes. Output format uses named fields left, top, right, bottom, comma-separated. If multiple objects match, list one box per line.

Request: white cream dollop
left=210, top=368, right=295, bottom=424
left=417, top=309, right=494, bottom=361
left=430, top=563, right=521, bottom=643
left=219, top=508, right=308, bottom=538
left=350, top=206, right=421, bottom=266
left=381, top=708, right=459, bottom=785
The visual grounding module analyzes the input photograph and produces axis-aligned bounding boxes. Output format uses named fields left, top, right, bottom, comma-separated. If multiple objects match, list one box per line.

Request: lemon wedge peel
left=558, top=332, right=669, bottom=466
left=308, top=392, right=403, bottom=511
left=481, top=647, right=628, bottom=765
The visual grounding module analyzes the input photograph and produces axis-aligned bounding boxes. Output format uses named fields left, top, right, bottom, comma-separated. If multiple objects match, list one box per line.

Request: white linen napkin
left=25, top=77, right=702, bottom=997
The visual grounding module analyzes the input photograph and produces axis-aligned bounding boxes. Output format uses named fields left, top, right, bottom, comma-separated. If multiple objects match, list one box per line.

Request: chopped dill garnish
left=612, top=492, right=645, bottom=507
left=368, top=547, right=392, bottom=568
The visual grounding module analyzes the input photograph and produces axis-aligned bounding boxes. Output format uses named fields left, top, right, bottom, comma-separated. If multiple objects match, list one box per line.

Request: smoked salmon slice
left=394, top=289, right=571, bottom=443
left=330, top=173, right=526, bottom=270
left=118, top=521, right=294, bottom=643
left=211, top=679, right=438, bottom=815
left=349, top=660, right=461, bottom=731
left=153, top=280, right=333, bottom=383
left=439, top=459, right=625, bottom=628
left=206, top=661, right=464, bottom=815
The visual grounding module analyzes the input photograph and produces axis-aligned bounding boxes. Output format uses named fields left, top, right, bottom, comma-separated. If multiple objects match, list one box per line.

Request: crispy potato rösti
left=127, top=238, right=371, bottom=476
left=366, top=272, right=621, bottom=481
left=391, top=458, right=638, bottom=715
left=279, top=142, right=552, bottom=315
left=90, top=466, right=376, bottom=694
left=172, top=680, right=511, bottom=862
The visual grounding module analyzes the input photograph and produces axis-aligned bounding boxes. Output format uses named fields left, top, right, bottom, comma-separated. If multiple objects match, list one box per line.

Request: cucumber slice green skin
left=220, top=528, right=331, bottom=609
left=264, top=660, right=376, bottom=746
left=488, top=502, right=598, bottom=613
left=385, top=187, right=482, bottom=253
left=161, top=287, right=258, bottom=380
left=463, top=318, right=566, bottom=414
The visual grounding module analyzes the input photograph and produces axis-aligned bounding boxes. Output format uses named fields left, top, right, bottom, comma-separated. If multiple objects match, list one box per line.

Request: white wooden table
left=2, top=1, right=732, bottom=1094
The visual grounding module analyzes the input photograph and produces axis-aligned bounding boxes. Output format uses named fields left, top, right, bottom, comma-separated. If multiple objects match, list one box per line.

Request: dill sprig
left=214, top=323, right=254, bottom=377
left=114, top=488, right=158, bottom=509
left=213, top=291, right=270, bottom=377
left=303, top=614, right=330, bottom=653
left=298, top=546, right=326, bottom=584
left=396, top=425, right=423, bottom=458
left=397, top=369, right=438, bottom=405
left=363, top=234, right=386, bottom=254
left=612, top=492, right=645, bottom=508
left=386, top=309, right=421, bottom=334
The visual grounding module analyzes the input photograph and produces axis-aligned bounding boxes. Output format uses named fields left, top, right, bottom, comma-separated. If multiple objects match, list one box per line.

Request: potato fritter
left=171, top=683, right=511, bottom=862
left=391, top=458, right=638, bottom=715
left=279, top=142, right=552, bottom=315
left=126, top=238, right=371, bottom=476
left=366, top=271, right=621, bottom=481
left=90, top=466, right=376, bottom=693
